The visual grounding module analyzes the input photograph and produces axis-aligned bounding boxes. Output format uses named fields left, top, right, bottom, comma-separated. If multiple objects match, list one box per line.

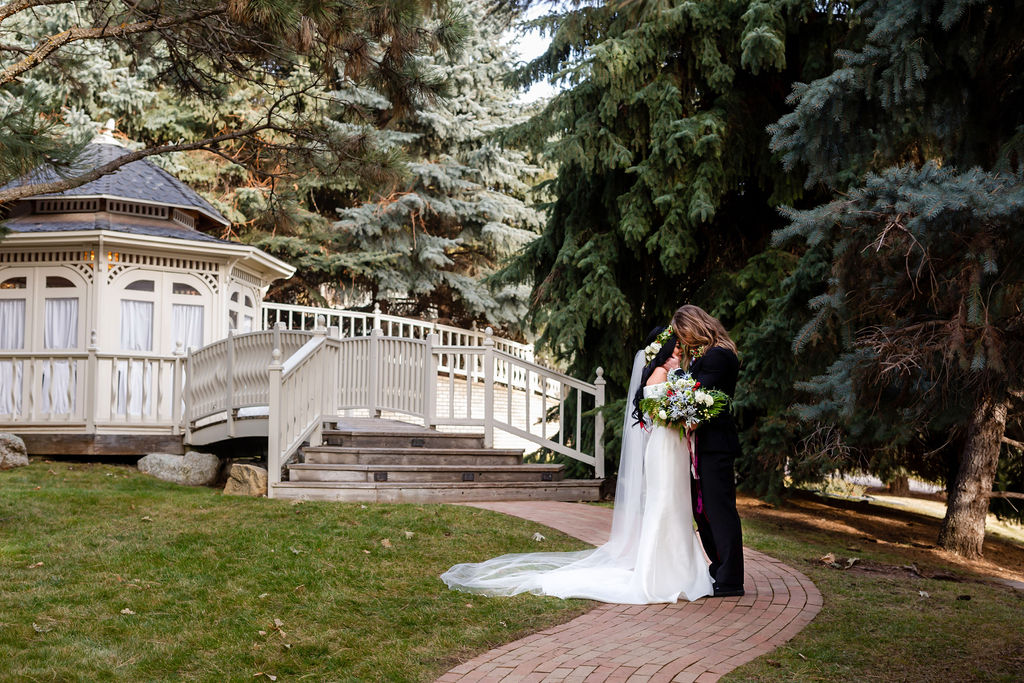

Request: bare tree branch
left=0, top=122, right=274, bottom=203
left=1002, top=435, right=1024, bottom=450
left=0, top=0, right=67, bottom=26
left=0, top=3, right=227, bottom=87
left=987, top=490, right=1024, bottom=500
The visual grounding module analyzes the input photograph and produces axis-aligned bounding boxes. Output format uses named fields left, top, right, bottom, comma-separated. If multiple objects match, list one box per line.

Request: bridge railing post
left=483, top=327, right=494, bottom=448
left=171, top=341, right=184, bottom=436
left=424, top=331, right=437, bottom=429
left=226, top=330, right=235, bottom=438
left=369, top=327, right=382, bottom=418
left=267, top=345, right=283, bottom=497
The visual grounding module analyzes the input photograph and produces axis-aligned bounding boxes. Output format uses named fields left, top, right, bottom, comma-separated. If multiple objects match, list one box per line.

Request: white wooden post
left=267, top=345, right=283, bottom=498
left=372, top=302, right=382, bottom=334
left=184, top=346, right=194, bottom=442
left=594, top=367, right=605, bottom=479
left=424, top=331, right=437, bottom=429
left=483, top=327, right=494, bottom=448
left=171, top=340, right=184, bottom=435
left=85, top=330, right=98, bottom=431
left=311, top=317, right=327, bottom=446
left=226, top=330, right=236, bottom=438
left=369, top=327, right=382, bottom=417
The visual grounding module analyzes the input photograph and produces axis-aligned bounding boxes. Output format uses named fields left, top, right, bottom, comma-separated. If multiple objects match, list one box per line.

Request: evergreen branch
left=0, top=3, right=228, bottom=87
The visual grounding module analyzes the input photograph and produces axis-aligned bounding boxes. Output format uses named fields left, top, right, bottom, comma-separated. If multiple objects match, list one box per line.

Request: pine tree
left=499, top=0, right=852, bottom=466
left=0, top=0, right=462, bottom=207
left=332, top=0, right=544, bottom=330
left=766, top=0, right=1024, bottom=556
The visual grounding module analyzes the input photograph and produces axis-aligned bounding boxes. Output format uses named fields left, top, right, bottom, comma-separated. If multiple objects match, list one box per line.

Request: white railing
left=267, top=327, right=340, bottom=490
left=183, top=327, right=308, bottom=439
left=0, top=333, right=186, bottom=431
left=256, top=321, right=604, bottom=497
left=262, top=301, right=536, bottom=362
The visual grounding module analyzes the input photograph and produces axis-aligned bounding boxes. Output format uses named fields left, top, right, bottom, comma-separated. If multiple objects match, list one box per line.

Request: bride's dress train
left=440, top=352, right=713, bottom=604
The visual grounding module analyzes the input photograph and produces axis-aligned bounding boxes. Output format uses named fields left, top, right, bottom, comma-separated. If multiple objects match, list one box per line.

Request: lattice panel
left=171, top=209, right=196, bottom=229
left=230, top=268, right=263, bottom=288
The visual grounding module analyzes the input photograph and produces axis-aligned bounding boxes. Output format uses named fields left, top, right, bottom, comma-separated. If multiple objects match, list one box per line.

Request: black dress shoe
left=712, top=585, right=745, bottom=598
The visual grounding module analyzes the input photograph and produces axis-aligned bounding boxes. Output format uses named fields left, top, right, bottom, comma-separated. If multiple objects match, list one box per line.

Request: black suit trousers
left=691, top=446, right=744, bottom=589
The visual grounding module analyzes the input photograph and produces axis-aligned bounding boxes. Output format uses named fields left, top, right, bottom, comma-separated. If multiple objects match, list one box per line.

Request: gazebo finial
left=93, top=118, right=125, bottom=147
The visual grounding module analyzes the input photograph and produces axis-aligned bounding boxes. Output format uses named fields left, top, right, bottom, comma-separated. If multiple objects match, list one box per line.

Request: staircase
left=272, top=418, right=602, bottom=503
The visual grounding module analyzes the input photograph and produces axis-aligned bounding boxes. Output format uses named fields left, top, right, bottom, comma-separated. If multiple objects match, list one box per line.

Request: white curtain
left=242, top=314, right=254, bottom=333
left=0, top=299, right=25, bottom=415
left=172, top=304, right=204, bottom=351
left=118, top=300, right=154, bottom=416
left=42, top=298, right=78, bottom=415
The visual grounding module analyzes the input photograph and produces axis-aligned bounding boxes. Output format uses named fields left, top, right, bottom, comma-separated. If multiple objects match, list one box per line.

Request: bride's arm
left=646, top=366, right=668, bottom=385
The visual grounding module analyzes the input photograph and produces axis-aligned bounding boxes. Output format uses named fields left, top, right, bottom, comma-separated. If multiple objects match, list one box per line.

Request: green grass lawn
left=727, top=511, right=1024, bottom=682
left=0, top=461, right=592, bottom=682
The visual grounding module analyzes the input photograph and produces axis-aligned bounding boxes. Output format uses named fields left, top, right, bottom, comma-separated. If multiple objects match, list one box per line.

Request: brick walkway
left=437, top=501, right=822, bottom=683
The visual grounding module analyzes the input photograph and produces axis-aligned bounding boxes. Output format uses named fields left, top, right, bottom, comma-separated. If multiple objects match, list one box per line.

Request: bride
left=440, top=326, right=714, bottom=604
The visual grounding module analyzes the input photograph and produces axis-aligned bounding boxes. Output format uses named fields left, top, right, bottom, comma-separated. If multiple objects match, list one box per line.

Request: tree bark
left=887, top=474, right=910, bottom=496
left=937, top=392, right=1008, bottom=558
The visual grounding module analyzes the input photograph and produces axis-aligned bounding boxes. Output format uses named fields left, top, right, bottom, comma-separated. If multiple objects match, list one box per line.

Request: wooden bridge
left=0, top=304, right=606, bottom=501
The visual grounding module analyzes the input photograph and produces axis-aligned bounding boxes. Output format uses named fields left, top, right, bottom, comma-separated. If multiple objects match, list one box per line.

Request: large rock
left=0, top=433, right=29, bottom=469
left=223, top=463, right=268, bottom=497
left=137, top=451, right=221, bottom=486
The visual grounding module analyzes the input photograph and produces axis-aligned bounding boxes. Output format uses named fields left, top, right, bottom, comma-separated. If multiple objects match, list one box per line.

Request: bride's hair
left=671, top=305, right=738, bottom=362
left=631, top=326, right=678, bottom=426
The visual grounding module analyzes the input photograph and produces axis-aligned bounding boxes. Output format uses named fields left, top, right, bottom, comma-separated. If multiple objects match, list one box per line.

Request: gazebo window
left=46, top=276, right=76, bottom=288
left=1, top=277, right=26, bottom=289
left=118, top=299, right=154, bottom=416
left=0, top=299, right=26, bottom=415
left=172, top=282, right=201, bottom=296
left=126, top=279, right=155, bottom=292
left=172, top=305, right=204, bottom=351
left=42, top=297, right=79, bottom=414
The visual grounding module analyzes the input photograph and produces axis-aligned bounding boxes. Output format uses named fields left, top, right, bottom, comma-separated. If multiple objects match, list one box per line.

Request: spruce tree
left=332, top=0, right=544, bottom=330
left=766, top=0, right=1024, bottom=556
left=500, top=0, right=851, bottom=465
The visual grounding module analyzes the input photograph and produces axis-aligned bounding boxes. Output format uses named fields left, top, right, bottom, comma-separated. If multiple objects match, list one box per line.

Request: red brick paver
left=437, top=501, right=822, bottom=683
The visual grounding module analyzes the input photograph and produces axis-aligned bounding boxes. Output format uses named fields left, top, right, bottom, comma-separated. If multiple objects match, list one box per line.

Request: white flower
left=658, top=410, right=668, bottom=420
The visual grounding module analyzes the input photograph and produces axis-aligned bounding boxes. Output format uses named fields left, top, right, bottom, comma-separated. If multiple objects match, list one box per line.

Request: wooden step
left=270, top=479, right=602, bottom=504
left=288, top=463, right=564, bottom=483
left=303, top=446, right=523, bottom=467
left=320, top=428, right=484, bottom=449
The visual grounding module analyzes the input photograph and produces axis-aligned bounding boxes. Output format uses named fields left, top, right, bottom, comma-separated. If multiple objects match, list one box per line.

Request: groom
left=687, top=342, right=745, bottom=597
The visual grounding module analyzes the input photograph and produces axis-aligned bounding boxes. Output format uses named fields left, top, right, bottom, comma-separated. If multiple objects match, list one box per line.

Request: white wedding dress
left=440, top=351, right=714, bottom=604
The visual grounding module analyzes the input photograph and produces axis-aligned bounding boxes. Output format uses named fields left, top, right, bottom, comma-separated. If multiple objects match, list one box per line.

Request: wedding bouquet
left=638, top=370, right=730, bottom=433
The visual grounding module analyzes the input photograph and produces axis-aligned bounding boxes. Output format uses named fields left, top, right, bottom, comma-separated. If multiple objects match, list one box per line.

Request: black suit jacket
left=689, top=346, right=741, bottom=455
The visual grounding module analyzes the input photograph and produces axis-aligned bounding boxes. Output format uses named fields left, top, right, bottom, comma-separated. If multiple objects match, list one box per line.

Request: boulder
left=137, top=451, right=221, bottom=486
left=0, top=433, right=29, bottom=469
left=223, top=463, right=268, bottom=497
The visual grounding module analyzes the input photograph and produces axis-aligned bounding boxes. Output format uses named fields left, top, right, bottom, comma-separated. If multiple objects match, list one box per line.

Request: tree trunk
left=887, top=474, right=910, bottom=496
left=937, top=392, right=1008, bottom=558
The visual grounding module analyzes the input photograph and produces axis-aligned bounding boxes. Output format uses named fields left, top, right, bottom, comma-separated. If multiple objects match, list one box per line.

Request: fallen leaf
left=845, top=557, right=859, bottom=569
left=120, top=608, right=136, bottom=615
left=141, top=516, right=152, bottom=522
left=27, top=561, right=43, bottom=569
left=258, top=593, right=269, bottom=599
left=797, top=653, right=807, bottom=661
left=464, top=603, right=473, bottom=608
left=363, top=550, right=371, bottom=554
left=293, top=585, right=306, bottom=593
left=918, top=591, right=930, bottom=598
left=289, top=547, right=304, bottom=554
left=404, top=531, right=415, bottom=539
left=273, top=618, right=284, bottom=629
left=360, top=505, right=368, bottom=509
left=283, top=643, right=291, bottom=649
left=532, top=532, right=546, bottom=542
left=47, top=469, right=56, bottom=475
left=381, top=538, right=392, bottom=548
left=258, top=630, right=267, bottom=636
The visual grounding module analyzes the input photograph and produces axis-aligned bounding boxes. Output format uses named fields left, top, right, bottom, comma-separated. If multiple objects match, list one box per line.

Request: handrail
left=262, top=301, right=535, bottom=361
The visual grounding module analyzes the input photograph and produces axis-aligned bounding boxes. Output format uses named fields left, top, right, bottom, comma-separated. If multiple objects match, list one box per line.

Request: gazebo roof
left=1, top=136, right=229, bottom=228
left=2, top=212, right=228, bottom=244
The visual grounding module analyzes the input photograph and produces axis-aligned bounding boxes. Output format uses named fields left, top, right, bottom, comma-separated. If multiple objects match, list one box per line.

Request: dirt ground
left=737, top=491, right=1024, bottom=586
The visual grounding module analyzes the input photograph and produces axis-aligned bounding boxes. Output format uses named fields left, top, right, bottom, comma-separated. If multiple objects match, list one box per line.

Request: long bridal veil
left=440, top=350, right=661, bottom=600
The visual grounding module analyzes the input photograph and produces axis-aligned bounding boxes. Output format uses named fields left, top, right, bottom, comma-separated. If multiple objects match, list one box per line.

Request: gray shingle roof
left=0, top=143, right=228, bottom=226
left=3, top=213, right=230, bottom=244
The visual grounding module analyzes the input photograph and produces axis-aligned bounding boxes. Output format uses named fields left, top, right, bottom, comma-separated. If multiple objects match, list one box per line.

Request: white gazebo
left=0, top=127, right=294, bottom=454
